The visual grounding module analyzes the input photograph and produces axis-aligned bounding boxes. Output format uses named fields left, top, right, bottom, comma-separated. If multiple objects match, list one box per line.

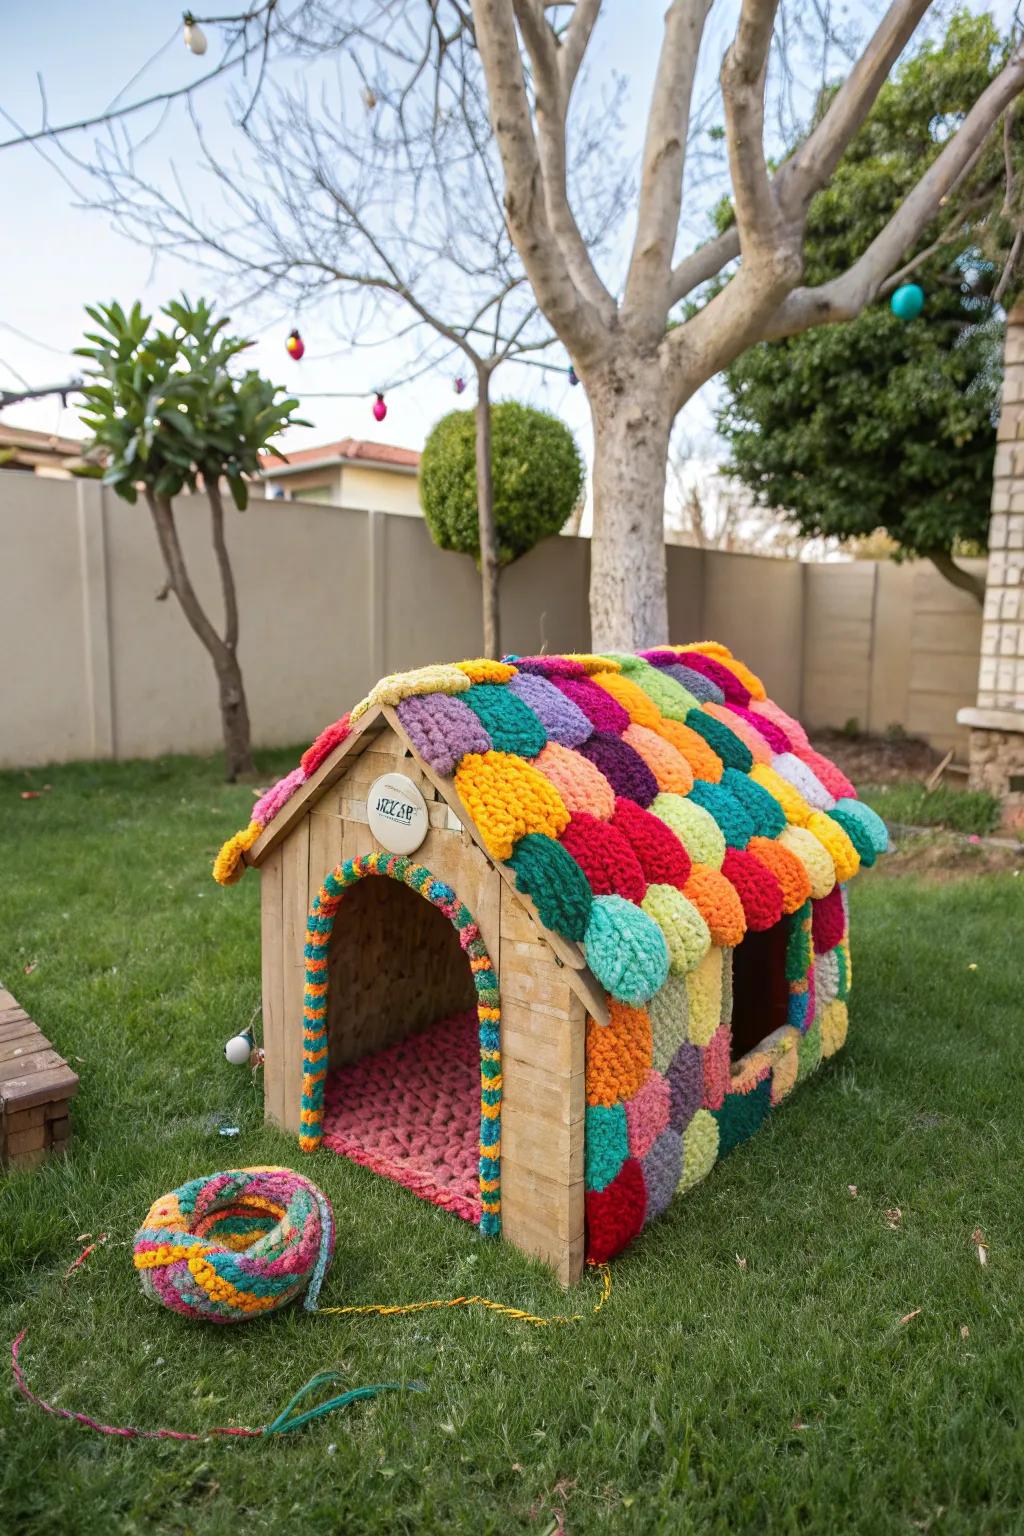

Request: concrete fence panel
left=0, top=474, right=985, bottom=769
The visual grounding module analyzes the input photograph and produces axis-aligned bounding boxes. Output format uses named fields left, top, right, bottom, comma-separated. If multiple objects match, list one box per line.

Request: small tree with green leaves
left=420, top=401, right=584, bottom=638
left=76, top=297, right=306, bottom=778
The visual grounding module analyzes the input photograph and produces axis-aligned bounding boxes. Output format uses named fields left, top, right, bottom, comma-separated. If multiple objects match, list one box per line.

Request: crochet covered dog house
left=214, top=645, right=887, bottom=1284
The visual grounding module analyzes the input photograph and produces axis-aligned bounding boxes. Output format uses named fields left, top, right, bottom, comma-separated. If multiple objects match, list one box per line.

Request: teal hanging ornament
left=890, top=283, right=924, bottom=320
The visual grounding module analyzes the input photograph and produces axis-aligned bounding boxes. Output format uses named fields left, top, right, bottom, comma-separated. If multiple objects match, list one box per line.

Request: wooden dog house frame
left=216, top=648, right=888, bottom=1284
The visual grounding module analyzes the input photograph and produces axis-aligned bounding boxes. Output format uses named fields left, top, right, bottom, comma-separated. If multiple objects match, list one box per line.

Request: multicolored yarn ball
left=133, top=1169, right=334, bottom=1322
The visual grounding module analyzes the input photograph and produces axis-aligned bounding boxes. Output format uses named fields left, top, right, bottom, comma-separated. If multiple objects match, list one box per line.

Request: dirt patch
left=811, top=729, right=944, bottom=786
left=865, top=830, right=1023, bottom=884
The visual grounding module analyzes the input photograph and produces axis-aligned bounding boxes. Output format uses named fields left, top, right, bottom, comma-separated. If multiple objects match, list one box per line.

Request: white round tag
left=367, top=772, right=429, bottom=854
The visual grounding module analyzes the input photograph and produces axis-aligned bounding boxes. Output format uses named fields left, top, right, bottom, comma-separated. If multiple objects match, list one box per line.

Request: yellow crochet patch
left=777, top=825, right=836, bottom=899
left=454, top=750, right=569, bottom=862
left=455, top=658, right=519, bottom=684
left=807, top=811, right=861, bottom=884
left=212, top=821, right=261, bottom=886
left=678, top=1108, right=719, bottom=1194
left=820, top=999, right=849, bottom=1058
left=685, top=947, right=723, bottom=1046
left=769, top=1030, right=801, bottom=1103
left=749, top=762, right=813, bottom=826
left=350, top=663, right=470, bottom=722
left=565, top=653, right=622, bottom=675
left=591, top=671, right=663, bottom=729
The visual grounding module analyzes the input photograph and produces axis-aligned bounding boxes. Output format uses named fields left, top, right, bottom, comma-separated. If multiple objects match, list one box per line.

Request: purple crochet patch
left=553, top=676, right=631, bottom=734
left=511, top=655, right=590, bottom=679
left=396, top=692, right=491, bottom=777
left=727, top=702, right=790, bottom=752
left=664, top=663, right=724, bottom=705
left=676, top=651, right=751, bottom=705
left=666, top=1043, right=702, bottom=1133
left=508, top=671, right=593, bottom=748
left=577, top=732, right=659, bottom=808
left=642, top=1128, right=683, bottom=1222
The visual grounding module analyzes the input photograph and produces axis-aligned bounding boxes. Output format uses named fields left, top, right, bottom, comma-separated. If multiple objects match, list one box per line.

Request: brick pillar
left=958, top=304, right=1024, bottom=829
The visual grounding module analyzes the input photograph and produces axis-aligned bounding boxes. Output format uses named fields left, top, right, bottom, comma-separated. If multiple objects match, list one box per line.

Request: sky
left=0, top=0, right=1016, bottom=474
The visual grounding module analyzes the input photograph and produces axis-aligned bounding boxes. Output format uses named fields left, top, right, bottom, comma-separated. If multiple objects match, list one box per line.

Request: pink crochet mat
left=322, top=1008, right=482, bottom=1223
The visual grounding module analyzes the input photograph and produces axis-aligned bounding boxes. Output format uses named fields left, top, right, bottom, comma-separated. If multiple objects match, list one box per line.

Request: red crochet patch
left=811, top=884, right=846, bottom=953
left=585, top=1157, right=647, bottom=1263
left=610, top=796, right=692, bottom=889
left=721, top=847, right=784, bottom=932
left=560, top=812, right=647, bottom=903
left=300, top=714, right=352, bottom=778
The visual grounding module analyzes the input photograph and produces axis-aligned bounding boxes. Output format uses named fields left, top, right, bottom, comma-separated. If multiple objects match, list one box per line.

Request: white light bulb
left=184, top=20, right=208, bottom=55
left=224, top=1028, right=254, bottom=1066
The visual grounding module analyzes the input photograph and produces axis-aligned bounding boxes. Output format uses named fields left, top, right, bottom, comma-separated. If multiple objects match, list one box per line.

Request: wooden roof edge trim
left=380, top=704, right=590, bottom=976
left=244, top=706, right=387, bottom=867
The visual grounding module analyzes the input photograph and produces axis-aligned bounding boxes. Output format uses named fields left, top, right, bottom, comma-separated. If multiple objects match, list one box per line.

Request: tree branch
left=470, top=0, right=609, bottom=361
left=775, top=0, right=933, bottom=218
left=667, top=0, right=934, bottom=305
left=763, top=45, right=1024, bottom=337
left=511, top=0, right=616, bottom=322
left=621, top=0, right=714, bottom=339
left=925, top=549, right=985, bottom=604
left=721, top=0, right=784, bottom=257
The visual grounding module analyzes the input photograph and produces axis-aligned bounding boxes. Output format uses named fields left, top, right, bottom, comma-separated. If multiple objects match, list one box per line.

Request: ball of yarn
left=133, top=1168, right=334, bottom=1323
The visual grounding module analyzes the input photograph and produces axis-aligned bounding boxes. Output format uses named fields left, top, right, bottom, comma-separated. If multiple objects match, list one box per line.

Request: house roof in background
left=260, top=438, right=421, bottom=476
left=0, top=423, right=89, bottom=472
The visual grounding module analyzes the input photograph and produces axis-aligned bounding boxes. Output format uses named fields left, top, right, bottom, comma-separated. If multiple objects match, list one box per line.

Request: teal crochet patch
left=507, top=833, right=593, bottom=942
left=722, top=767, right=787, bottom=839
left=684, top=708, right=753, bottom=773
left=826, top=805, right=876, bottom=867
left=585, top=1103, right=629, bottom=1191
left=686, top=780, right=756, bottom=849
left=712, top=1076, right=771, bottom=1157
left=584, top=894, right=669, bottom=1005
left=462, top=683, right=548, bottom=758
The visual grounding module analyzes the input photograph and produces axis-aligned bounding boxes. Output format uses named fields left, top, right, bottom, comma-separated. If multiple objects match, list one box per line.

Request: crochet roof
left=214, top=644, right=888, bottom=1007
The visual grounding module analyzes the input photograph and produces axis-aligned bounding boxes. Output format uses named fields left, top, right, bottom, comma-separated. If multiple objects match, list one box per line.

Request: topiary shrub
left=419, top=400, right=584, bottom=566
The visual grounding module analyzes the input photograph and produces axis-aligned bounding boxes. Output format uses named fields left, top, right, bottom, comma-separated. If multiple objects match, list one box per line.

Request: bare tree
left=37, top=19, right=623, bottom=659
left=8, top=2, right=1024, bottom=649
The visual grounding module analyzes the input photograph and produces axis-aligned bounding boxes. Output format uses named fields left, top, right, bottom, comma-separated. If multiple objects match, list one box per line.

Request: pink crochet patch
left=252, top=765, right=306, bottom=827
left=322, top=1010, right=481, bottom=1222
left=625, top=1070, right=671, bottom=1159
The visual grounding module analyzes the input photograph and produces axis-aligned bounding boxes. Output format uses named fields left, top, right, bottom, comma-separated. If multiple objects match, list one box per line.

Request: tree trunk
left=144, top=488, right=255, bottom=780
left=588, top=363, right=674, bottom=651
left=475, top=364, right=501, bottom=659
left=925, top=548, right=985, bottom=606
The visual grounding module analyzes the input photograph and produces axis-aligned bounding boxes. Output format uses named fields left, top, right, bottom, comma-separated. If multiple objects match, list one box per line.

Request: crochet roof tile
left=214, top=644, right=888, bottom=1007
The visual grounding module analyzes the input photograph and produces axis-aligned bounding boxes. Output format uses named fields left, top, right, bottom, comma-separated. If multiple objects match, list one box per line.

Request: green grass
left=2, top=753, right=1023, bottom=1535
left=859, top=781, right=1003, bottom=837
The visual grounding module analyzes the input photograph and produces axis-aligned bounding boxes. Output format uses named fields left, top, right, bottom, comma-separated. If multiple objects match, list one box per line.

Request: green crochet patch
left=507, top=833, right=593, bottom=942
left=712, top=1076, right=771, bottom=1158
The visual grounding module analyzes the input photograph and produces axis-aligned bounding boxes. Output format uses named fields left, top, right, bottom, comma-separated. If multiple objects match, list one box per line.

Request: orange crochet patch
left=650, top=717, right=724, bottom=783
left=454, top=750, right=569, bottom=862
left=534, top=741, right=615, bottom=820
left=623, top=724, right=694, bottom=795
left=684, top=864, right=747, bottom=948
left=586, top=1000, right=653, bottom=1107
left=746, top=836, right=812, bottom=914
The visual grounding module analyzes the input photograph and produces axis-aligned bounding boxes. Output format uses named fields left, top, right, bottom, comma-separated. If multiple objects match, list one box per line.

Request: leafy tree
left=76, top=297, right=307, bottom=778
left=420, top=401, right=584, bottom=573
left=717, top=12, right=1021, bottom=602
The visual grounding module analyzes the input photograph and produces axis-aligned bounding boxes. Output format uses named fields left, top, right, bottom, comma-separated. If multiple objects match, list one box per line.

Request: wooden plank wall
left=260, top=720, right=588, bottom=1283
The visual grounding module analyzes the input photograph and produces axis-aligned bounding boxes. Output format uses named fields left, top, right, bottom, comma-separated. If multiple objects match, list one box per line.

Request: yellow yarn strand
left=317, top=1264, right=612, bottom=1329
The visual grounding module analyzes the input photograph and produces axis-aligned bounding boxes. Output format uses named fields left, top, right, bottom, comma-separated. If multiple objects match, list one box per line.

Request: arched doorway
left=299, top=850, right=501, bottom=1236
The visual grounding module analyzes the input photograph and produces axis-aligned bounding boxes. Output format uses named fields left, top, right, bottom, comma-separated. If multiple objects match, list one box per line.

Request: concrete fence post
left=74, top=477, right=116, bottom=759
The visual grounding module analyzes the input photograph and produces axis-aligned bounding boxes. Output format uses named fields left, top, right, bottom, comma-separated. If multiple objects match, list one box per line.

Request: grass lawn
left=2, top=752, right=1023, bottom=1536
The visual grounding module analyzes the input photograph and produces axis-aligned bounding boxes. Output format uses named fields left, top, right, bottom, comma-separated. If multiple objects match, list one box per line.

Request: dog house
left=214, top=646, right=887, bottom=1283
